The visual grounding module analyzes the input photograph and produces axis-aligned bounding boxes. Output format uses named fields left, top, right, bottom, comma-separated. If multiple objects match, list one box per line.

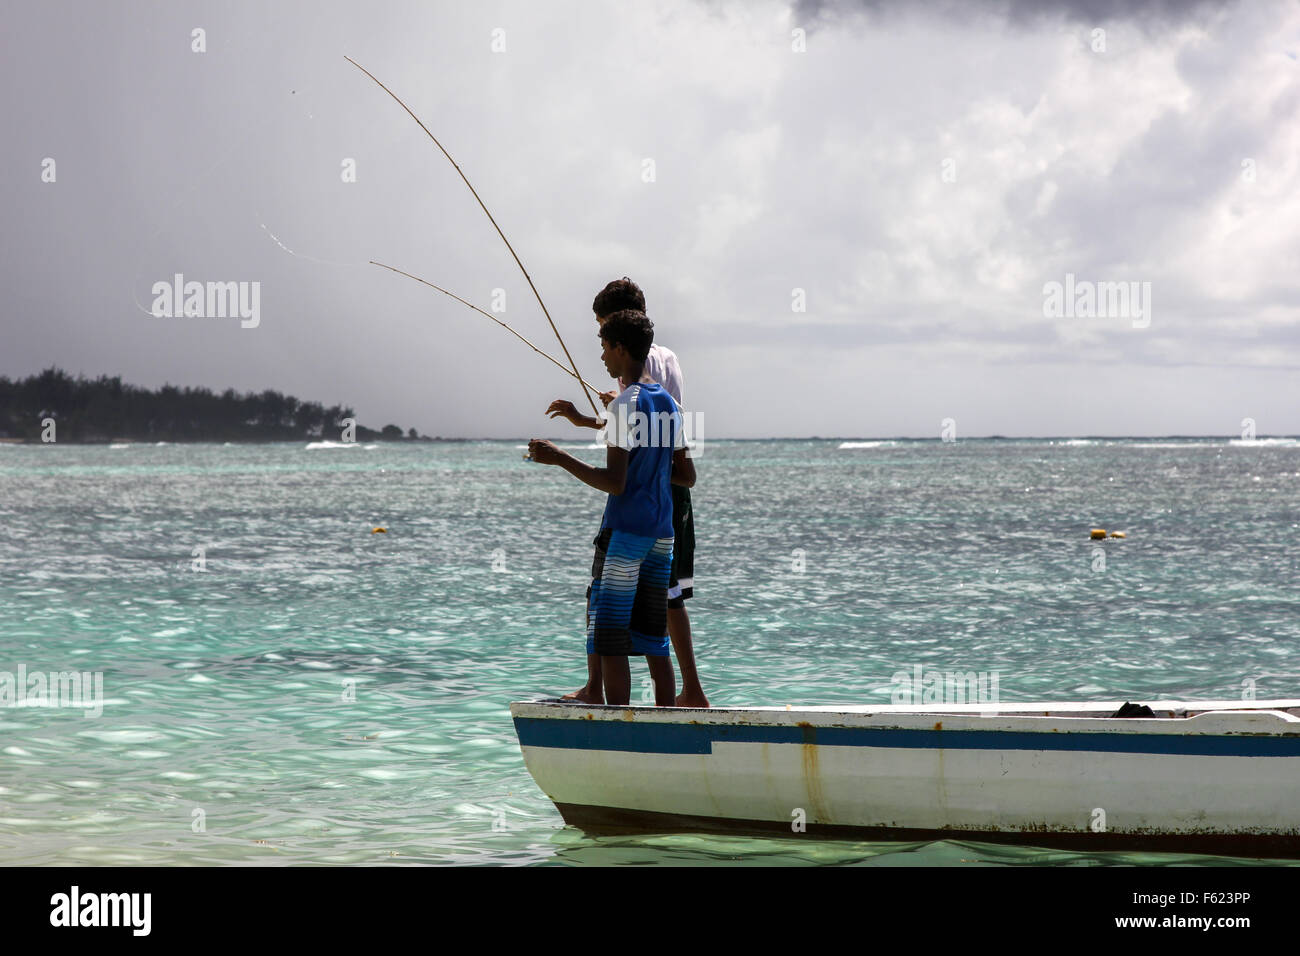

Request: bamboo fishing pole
left=346, top=55, right=600, bottom=418
left=371, top=260, right=601, bottom=393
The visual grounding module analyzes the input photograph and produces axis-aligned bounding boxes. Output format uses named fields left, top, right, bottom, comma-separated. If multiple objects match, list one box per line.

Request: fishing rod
left=371, top=260, right=602, bottom=393
left=345, top=56, right=600, bottom=418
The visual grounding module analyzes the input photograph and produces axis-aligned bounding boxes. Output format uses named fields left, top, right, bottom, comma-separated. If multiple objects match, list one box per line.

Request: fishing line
left=129, top=218, right=366, bottom=319
left=127, top=15, right=350, bottom=317
left=258, top=223, right=367, bottom=269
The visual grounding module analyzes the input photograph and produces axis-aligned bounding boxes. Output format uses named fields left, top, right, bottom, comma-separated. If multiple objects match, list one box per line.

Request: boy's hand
left=599, top=390, right=617, bottom=408
left=546, top=399, right=581, bottom=425
left=527, top=438, right=561, bottom=465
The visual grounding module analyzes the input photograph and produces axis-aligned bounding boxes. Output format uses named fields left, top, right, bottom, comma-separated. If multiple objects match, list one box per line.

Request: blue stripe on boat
left=513, top=717, right=1300, bottom=758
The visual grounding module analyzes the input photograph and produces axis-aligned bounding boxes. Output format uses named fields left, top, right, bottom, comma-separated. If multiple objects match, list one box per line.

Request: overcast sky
left=2, top=0, right=1297, bottom=437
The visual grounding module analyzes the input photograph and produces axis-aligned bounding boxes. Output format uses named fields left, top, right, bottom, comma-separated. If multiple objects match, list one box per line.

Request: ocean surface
left=1, top=437, right=1297, bottom=866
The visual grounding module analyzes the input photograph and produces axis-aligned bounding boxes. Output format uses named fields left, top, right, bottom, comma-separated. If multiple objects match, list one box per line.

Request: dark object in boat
left=1112, top=701, right=1156, bottom=718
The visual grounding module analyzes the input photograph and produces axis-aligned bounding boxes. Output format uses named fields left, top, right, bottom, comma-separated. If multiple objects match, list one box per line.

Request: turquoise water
left=1, top=438, right=1297, bottom=866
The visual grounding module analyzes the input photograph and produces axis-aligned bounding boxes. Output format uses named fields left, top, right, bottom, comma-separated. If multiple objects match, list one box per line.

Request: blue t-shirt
left=599, top=382, right=683, bottom=539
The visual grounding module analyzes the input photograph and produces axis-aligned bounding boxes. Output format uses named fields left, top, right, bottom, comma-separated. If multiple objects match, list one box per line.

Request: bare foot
left=674, top=689, right=710, bottom=708
left=562, top=687, right=605, bottom=705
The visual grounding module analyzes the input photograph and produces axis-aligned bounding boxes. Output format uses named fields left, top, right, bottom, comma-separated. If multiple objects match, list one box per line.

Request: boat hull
left=511, top=698, right=1300, bottom=858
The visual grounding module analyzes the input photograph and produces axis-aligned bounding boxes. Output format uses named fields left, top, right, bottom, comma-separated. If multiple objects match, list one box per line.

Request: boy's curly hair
left=592, top=277, right=646, bottom=317
left=598, top=310, right=654, bottom=363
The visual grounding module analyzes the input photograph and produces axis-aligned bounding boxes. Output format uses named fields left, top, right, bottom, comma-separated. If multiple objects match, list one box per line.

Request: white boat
left=511, top=697, right=1300, bottom=857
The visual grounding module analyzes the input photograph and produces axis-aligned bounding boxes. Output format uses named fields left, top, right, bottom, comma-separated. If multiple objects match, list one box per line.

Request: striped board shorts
left=586, top=527, right=674, bottom=657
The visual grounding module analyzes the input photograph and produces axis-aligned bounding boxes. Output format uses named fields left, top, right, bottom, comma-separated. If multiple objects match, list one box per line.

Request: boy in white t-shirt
left=546, top=277, right=709, bottom=708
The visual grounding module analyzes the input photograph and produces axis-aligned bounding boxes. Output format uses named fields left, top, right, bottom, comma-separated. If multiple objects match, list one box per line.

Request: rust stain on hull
left=799, top=723, right=831, bottom=823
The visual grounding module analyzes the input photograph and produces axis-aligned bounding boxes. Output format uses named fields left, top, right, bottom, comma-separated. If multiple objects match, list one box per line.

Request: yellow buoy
left=372, top=527, right=387, bottom=534
left=1090, top=528, right=1106, bottom=539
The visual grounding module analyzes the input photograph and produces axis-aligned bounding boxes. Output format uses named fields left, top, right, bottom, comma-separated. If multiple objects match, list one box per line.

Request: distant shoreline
left=0, top=436, right=441, bottom=445
left=0, top=368, right=423, bottom=444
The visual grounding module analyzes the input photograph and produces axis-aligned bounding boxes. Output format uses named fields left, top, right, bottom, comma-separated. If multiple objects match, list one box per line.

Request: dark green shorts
left=668, top=485, right=694, bottom=608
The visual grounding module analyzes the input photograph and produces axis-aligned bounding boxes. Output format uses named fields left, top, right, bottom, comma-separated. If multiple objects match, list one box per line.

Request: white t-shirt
left=618, top=344, right=684, bottom=406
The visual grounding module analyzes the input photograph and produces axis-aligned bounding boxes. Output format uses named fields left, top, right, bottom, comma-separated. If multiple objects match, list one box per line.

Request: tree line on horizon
left=0, top=368, right=420, bottom=442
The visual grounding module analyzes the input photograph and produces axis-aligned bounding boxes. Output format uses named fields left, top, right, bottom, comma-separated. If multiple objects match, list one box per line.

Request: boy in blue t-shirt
left=528, top=310, right=696, bottom=706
